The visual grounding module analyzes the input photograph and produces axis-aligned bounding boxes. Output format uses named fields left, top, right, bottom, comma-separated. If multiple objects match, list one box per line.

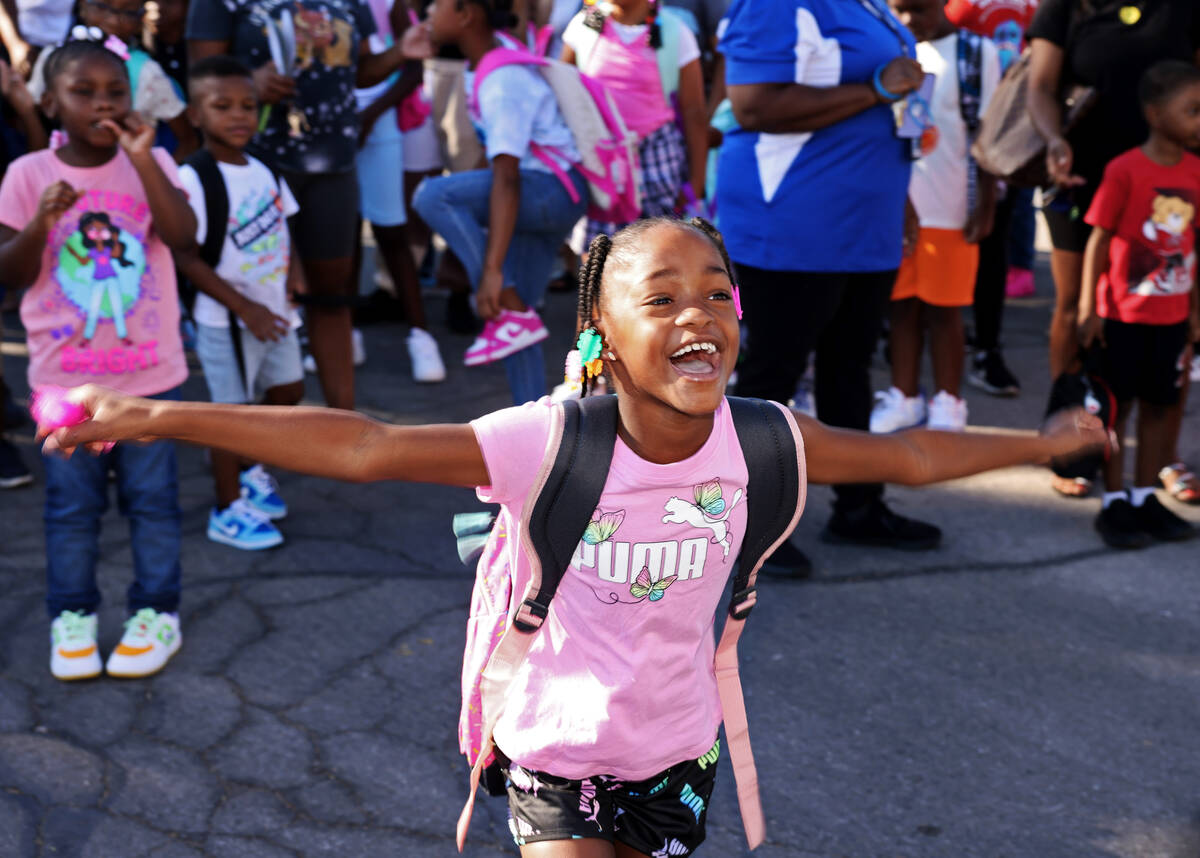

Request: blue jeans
left=413, top=166, right=587, bottom=404
left=43, top=387, right=182, bottom=618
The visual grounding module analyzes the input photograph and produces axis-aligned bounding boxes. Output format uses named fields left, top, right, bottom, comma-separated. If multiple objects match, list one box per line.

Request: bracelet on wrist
left=872, top=63, right=903, bottom=103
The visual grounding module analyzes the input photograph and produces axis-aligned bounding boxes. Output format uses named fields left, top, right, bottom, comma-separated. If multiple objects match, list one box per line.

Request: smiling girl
left=42, top=216, right=1108, bottom=856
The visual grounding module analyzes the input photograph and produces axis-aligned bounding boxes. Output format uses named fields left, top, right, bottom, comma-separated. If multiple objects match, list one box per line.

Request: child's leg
left=371, top=222, right=427, bottom=329
left=888, top=297, right=923, bottom=397
left=1103, top=400, right=1132, bottom=494
left=1135, top=401, right=1173, bottom=488
left=114, top=388, right=182, bottom=616
left=927, top=303, right=966, bottom=397
left=43, top=447, right=110, bottom=618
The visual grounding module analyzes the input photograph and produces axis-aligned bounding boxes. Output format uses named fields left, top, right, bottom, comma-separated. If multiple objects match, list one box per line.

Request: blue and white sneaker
left=207, top=498, right=284, bottom=550
left=239, top=464, right=287, bottom=520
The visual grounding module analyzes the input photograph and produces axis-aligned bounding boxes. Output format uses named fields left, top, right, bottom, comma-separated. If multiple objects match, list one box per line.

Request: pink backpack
left=469, top=46, right=642, bottom=224
left=451, top=395, right=808, bottom=852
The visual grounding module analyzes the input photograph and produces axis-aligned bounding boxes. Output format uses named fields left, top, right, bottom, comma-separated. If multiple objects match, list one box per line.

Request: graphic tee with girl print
left=0, top=148, right=188, bottom=395
left=470, top=397, right=796, bottom=781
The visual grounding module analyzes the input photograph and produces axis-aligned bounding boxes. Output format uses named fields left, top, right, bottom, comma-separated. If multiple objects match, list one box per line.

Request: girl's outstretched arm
left=41, top=385, right=491, bottom=488
left=797, top=409, right=1111, bottom=487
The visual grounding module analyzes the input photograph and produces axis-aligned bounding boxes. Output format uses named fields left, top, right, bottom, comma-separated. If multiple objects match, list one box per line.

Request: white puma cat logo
left=661, top=486, right=744, bottom=558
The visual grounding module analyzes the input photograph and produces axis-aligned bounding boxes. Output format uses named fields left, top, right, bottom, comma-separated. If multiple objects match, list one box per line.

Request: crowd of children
left=0, top=0, right=1194, bottom=851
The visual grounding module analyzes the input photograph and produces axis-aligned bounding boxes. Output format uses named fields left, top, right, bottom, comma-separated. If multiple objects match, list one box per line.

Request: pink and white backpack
left=469, top=45, right=642, bottom=224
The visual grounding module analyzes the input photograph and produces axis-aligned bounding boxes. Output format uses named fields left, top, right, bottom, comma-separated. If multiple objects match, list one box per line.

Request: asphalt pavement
left=1, top=251, right=1198, bottom=858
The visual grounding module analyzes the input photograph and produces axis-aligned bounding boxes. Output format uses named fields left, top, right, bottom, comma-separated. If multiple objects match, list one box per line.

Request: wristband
left=872, top=63, right=902, bottom=103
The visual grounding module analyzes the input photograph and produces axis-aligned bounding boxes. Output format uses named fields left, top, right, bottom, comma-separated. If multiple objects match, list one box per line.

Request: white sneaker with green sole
left=105, top=608, right=181, bottom=678
left=50, top=610, right=101, bottom=681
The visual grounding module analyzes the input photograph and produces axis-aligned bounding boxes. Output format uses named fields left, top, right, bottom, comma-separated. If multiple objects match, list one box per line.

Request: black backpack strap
left=725, top=396, right=803, bottom=618
left=516, top=394, right=620, bottom=632
left=184, top=149, right=252, bottom=398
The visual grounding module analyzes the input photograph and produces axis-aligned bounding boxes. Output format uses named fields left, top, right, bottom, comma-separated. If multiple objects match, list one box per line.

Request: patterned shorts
left=503, top=739, right=720, bottom=856
left=586, top=121, right=688, bottom=245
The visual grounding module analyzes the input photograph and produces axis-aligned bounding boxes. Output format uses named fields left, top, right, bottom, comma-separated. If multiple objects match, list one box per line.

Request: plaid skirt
left=586, top=120, right=687, bottom=245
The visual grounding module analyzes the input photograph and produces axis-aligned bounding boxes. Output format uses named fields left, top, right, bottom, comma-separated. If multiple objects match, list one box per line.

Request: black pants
left=733, top=263, right=895, bottom=512
left=972, top=189, right=1016, bottom=352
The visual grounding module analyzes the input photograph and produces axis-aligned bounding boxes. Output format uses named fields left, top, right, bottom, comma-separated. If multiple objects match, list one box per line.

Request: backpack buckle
left=729, top=586, right=757, bottom=620
left=513, top=598, right=549, bottom=632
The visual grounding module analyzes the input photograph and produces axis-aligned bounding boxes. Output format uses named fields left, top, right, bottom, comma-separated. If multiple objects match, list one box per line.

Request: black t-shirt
left=1027, top=0, right=1200, bottom=186
left=187, top=0, right=375, bottom=174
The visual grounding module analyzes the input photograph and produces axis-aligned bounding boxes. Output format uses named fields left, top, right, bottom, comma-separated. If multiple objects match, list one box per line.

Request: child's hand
left=37, top=181, right=82, bottom=231
left=476, top=268, right=504, bottom=319
left=0, top=59, right=36, bottom=115
left=964, top=205, right=994, bottom=244
left=99, top=113, right=155, bottom=158
left=38, top=384, right=156, bottom=457
left=238, top=299, right=290, bottom=342
left=1040, top=406, right=1114, bottom=469
left=399, top=21, right=433, bottom=60
left=1077, top=311, right=1105, bottom=350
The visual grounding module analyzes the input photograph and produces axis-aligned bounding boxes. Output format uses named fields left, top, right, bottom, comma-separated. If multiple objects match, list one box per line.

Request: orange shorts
left=892, top=227, right=979, bottom=307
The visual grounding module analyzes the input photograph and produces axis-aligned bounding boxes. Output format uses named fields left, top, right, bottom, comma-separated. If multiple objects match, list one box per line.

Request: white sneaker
left=869, top=386, right=926, bottom=433
left=105, top=608, right=182, bottom=678
left=352, top=328, right=367, bottom=367
left=926, top=390, right=968, bottom=431
left=50, top=610, right=101, bottom=681
left=407, top=327, right=446, bottom=383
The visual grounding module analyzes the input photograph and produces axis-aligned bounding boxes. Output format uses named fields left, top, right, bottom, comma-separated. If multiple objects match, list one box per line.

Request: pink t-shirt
left=471, top=397, right=793, bottom=780
left=0, top=148, right=188, bottom=396
left=567, top=18, right=676, bottom=138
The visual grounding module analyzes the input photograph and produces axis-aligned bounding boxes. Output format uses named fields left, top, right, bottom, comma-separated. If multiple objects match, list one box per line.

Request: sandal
left=1051, top=475, right=1093, bottom=498
left=1159, top=463, right=1200, bottom=505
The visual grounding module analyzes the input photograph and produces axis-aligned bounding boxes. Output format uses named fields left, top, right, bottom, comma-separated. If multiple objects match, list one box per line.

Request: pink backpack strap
left=456, top=403, right=568, bottom=852
left=718, top=400, right=807, bottom=850
left=469, top=47, right=549, bottom=118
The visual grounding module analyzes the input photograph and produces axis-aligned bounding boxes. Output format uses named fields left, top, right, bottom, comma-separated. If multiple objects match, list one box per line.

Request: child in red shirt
left=1079, top=60, right=1200, bottom=549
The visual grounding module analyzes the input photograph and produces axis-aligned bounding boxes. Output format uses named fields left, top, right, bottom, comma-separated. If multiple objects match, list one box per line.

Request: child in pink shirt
left=0, top=38, right=196, bottom=683
left=563, top=0, right=710, bottom=243
left=44, top=217, right=1108, bottom=856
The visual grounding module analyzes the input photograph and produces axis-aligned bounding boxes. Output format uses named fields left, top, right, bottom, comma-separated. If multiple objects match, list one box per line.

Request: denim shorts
left=357, top=112, right=407, bottom=227
left=195, top=324, right=303, bottom=404
left=502, top=739, right=720, bottom=855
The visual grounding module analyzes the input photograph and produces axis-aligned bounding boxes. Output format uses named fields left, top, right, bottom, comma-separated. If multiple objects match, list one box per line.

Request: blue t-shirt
left=717, top=0, right=915, bottom=272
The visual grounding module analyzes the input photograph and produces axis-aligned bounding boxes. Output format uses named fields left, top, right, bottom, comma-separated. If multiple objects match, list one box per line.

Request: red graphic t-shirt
left=1085, top=147, right=1200, bottom=326
left=945, top=0, right=1037, bottom=70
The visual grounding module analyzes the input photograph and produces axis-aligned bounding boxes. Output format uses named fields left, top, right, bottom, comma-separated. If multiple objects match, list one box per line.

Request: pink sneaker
left=463, top=308, right=549, bottom=366
left=1005, top=267, right=1035, bottom=298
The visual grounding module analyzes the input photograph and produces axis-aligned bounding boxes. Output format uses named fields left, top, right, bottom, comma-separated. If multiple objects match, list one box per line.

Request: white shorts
left=357, top=108, right=408, bottom=227
left=196, top=324, right=304, bottom=404
left=403, top=116, right=442, bottom=173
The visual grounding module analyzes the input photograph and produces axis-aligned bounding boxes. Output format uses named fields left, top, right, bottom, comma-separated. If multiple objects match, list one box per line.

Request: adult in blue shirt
left=719, top=0, right=940, bottom=567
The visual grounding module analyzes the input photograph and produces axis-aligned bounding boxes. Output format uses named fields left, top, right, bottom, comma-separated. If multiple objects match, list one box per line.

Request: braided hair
left=459, top=0, right=517, bottom=31
left=576, top=216, right=735, bottom=395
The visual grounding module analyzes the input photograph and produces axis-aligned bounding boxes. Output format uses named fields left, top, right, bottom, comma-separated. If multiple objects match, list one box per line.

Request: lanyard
left=855, top=0, right=911, bottom=57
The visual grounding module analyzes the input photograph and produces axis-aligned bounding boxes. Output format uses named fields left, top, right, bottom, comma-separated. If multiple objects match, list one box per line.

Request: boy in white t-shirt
left=871, top=0, right=1000, bottom=434
left=175, top=56, right=307, bottom=551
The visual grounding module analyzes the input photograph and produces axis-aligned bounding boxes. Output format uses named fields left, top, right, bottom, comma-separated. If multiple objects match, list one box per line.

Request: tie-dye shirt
left=0, top=148, right=188, bottom=396
left=471, top=397, right=799, bottom=780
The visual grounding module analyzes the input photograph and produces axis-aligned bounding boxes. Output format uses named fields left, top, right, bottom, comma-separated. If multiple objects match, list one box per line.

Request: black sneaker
left=1133, top=494, right=1196, bottom=542
left=967, top=349, right=1020, bottom=397
left=821, top=500, right=942, bottom=550
left=0, top=439, right=33, bottom=489
left=759, top=539, right=813, bottom=578
left=1094, top=498, right=1152, bottom=549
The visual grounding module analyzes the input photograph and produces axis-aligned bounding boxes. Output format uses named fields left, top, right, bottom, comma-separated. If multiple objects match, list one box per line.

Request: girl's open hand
left=37, top=181, right=83, bottom=231
left=99, top=113, right=155, bottom=157
left=399, top=21, right=433, bottom=60
left=38, top=385, right=157, bottom=458
left=1039, top=406, right=1114, bottom=469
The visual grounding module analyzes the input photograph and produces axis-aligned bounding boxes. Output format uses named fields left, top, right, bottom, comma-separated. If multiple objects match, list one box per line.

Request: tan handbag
left=970, top=49, right=1097, bottom=188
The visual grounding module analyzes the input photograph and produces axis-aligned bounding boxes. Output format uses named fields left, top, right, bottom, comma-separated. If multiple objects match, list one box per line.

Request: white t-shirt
left=562, top=14, right=701, bottom=68
left=178, top=156, right=301, bottom=329
left=909, top=32, right=1000, bottom=230
left=463, top=63, right=581, bottom=173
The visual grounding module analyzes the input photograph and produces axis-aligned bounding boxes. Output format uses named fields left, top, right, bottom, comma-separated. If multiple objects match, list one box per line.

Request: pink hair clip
left=103, top=34, right=130, bottom=61
left=732, top=282, right=744, bottom=320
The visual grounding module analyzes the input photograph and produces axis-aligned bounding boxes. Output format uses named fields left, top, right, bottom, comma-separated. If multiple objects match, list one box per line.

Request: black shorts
left=1040, top=185, right=1096, bottom=254
left=1099, top=319, right=1190, bottom=406
left=281, top=168, right=361, bottom=261
left=503, top=739, right=720, bottom=855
